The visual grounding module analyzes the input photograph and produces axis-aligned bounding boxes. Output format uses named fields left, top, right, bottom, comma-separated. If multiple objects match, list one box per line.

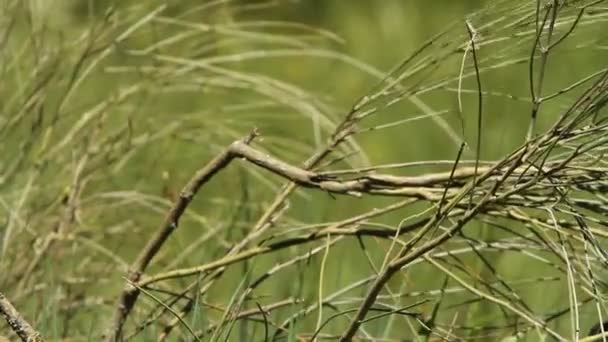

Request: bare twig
left=103, top=131, right=259, bottom=341
left=0, top=292, right=43, bottom=342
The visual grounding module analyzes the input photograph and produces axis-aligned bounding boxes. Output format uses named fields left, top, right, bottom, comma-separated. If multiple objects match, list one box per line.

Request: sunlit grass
left=1, top=0, right=608, bottom=341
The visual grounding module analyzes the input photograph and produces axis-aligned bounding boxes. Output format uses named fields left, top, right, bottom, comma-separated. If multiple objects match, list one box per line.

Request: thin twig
left=0, top=292, right=43, bottom=342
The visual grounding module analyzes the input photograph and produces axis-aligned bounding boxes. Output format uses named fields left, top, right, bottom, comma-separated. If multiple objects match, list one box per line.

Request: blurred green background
left=2, top=0, right=607, bottom=340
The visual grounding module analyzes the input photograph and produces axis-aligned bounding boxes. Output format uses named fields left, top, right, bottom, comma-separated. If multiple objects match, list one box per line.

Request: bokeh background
left=2, top=0, right=607, bottom=340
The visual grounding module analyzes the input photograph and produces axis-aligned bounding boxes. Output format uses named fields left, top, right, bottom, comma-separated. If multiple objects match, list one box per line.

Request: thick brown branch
left=103, top=131, right=258, bottom=341
left=230, top=140, right=489, bottom=197
left=104, top=127, right=549, bottom=340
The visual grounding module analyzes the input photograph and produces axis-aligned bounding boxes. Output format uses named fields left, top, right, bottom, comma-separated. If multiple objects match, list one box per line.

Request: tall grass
left=1, top=0, right=608, bottom=341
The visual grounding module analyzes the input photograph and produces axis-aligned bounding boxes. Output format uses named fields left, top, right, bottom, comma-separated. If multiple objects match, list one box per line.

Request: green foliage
left=1, top=0, right=608, bottom=341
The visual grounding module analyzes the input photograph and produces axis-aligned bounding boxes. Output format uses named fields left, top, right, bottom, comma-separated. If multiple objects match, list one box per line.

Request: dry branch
left=103, top=131, right=259, bottom=341
left=0, top=292, right=43, bottom=342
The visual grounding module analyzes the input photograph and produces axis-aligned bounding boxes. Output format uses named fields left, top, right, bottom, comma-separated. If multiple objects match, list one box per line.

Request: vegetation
left=1, top=0, right=608, bottom=341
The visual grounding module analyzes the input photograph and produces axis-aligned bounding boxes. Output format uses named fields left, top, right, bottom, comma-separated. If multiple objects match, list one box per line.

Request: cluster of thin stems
left=1, top=0, right=608, bottom=341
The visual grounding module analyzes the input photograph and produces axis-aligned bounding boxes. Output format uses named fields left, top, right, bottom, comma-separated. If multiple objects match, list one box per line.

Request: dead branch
left=0, top=292, right=43, bottom=342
